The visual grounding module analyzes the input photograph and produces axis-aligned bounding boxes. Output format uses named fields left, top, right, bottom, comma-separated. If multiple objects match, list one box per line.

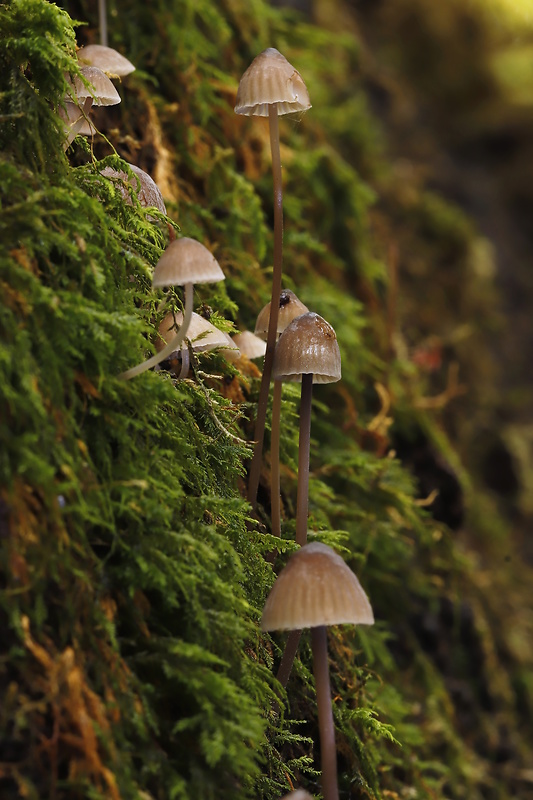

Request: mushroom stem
left=276, top=628, right=302, bottom=688
left=247, top=103, right=283, bottom=507
left=311, top=625, right=339, bottom=800
left=295, top=373, right=313, bottom=547
left=179, top=345, right=190, bottom=379
left=119, top=282, right=194, bottom=380
left=271, top=379, right=283, bottom=539
left=98, top=0, right=108, bottom=47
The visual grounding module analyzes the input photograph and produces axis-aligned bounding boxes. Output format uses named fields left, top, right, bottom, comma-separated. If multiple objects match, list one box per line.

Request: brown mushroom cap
left=272, top=312, right=341, bottom=384
left=234, top=48, right=311, bottom=117
left=101, top=163, right=167, bottom=214
left=255, top=289, right=309, bottom=340
left=261, top=542, right=374, bottom=631
left=280, top=792, right=314, bottom=800
left=157, top=312, right=239, bottom=359
left=69, top=66, right=121, bottom=106
left=152, top=237, right=225, bottom=288
left=77, top=44, right=135, bottom=78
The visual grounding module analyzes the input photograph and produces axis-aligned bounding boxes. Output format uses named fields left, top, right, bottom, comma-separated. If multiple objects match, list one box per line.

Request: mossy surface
left=1, top=1, right=532, bottom=799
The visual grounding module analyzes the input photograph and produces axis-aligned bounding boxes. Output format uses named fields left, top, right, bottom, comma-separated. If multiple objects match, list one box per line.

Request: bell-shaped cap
left=261, top=542, right=374, bottom=632
left=272, top=312, right=341, bottom=384
left=281, top=792, right=314, bottom=800
left=232, top=330, right=266, bottom=360
left=69, top=66, right=121, bottom=106
left=152, top=237, right=225, bottom=288
left=157, top=311, right=239, bottom=359
left=101, top=163, right=167, bottom=214
left=255, top=289, right=309, bottom=340
left=235, top=48, right=311, bottom=117
left=77, top=44, right=135, bottom=78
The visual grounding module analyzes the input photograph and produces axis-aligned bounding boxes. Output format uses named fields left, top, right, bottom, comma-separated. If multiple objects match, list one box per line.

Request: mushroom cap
left=101, top=163, right=167, bottom=214
left=232, top=330, right=266, bottom=360
left=261, top=542, right=374, bottom=632
left=157, top=311, right=239, bottom=359
left=70, top=66, right=121, bottom=106
left=152, top=237, right=225, bottom=288
left=77, top=44, right=135, bottom=77
left=235, top=48, right=311, bottom=117
left=280, top=792, right=314, bottom=800
left=272, top=312, right=341, bottom=384
left=255, top=289, right=309, bottom=340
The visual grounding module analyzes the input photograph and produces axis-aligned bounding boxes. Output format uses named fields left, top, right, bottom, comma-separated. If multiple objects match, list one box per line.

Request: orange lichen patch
left=10, top=246, right=40, bottom=275
left=21, top=618, right=122, bottom=800
left=0, top=279, right=32, bottom=317
left=75, top=372, right=101, bottom=399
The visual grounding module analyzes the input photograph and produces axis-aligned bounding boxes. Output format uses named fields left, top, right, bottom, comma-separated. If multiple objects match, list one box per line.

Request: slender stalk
left=275, top=372, right=313, bottom=684
left=271, top=379, right=283, bottom=539
left=295, top=373, right=313, bottom=547
left=311, top=625, right=339, bottom=800
left=98, top=0, right=108, bottom=47
left=276, top=629, right=302, bottom=688
left=119, top=282, right=194, bottom=380
left=178, top=346, right=190, bottom=379
left=247, top=104, right=283, bottom=507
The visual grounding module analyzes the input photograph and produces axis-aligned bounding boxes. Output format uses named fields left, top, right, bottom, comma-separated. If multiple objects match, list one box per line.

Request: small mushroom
left=232, top=331, right=266, bottom=361
left=158, top=311, right=239, bottom=378
left=272, top=312, right=341, bottom=687
left=77, top=44, right=135, bottom=78
left=262, top=542, right=374, bottom=800
left=235, top=50, right=311, bottom=509
left=119, top=237, right=225, bottom=380
left=100, top=163, right=167, bottom=215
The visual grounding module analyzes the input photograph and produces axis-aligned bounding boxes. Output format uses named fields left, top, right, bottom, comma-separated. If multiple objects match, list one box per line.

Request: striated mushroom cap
left=235, top=48, right=311, bottom=117
left=261, top=542, right=374, bottom=632
left=69, top=66, right=121, bottom=106
left=152, top=237, right=225, bottom=288
left=272, top=311, right=341, bottom=384
left=77, top=44, right=135, bottom=78
left=101, top=163, right=166, bottom=214
left=157, top=311, right=239, bottom=360
left=255, top=289, right=309, bottom=340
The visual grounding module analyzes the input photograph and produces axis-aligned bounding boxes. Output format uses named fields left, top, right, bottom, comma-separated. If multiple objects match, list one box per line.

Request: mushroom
left=100, top=163, right=167, bottom=215
left=235, top=49, right=311, bottom=509
left=262, top=542, right=374, bottom=800
left=272, top=312, right=341, bottom=687
left=280, top=792, right=314, bottom=800
left=232, top=331, right=266, bottom=361
left=77, top=44, right=135, bottom=78
left=254, top=289, right=309, bottom=540
left=119, top=237, right=225, bottom=380
left=157, top=311, right=239, bottom=378
left=62, top=66, right=120, bottom=148
left=272, top=312, right=341, bottom=548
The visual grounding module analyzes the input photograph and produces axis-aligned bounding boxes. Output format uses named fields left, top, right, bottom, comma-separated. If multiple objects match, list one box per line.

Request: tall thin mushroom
left=235, top=49, right=311, bottom=508
left=262, top=542, right=374, bottom=800
left=119, top=237, right=224, bottom=380
left=272, top=312, right=341, bottom=686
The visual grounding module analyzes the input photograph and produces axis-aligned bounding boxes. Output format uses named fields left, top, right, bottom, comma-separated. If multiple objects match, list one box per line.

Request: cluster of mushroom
left=232, top=50, right=375, bottom=800
left=65, top=26, right=375, bottom=798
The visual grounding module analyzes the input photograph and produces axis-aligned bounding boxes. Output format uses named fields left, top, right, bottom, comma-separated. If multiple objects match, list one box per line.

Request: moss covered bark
left=1, top=1, right=532, bottom=799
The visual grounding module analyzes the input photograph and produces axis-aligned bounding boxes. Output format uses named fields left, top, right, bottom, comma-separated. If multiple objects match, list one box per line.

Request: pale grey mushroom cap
left=261, top=542, right=374, bottom=632
left=101, top=163, right=166, bottom=214
left=77, top=44, right=135, bottom=78
left=157, top=312, right=239, bottom=359
left=152, top=237, right=225, bottom=288
left=69, top=66, right=121, bottom=106
left=280, top=791, right=314, bottom=800
left=232, top=331, right=266, bottom=360
left=235, top=48, right=311, bottom=117
left=272, top=311, right=341, bottom=384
